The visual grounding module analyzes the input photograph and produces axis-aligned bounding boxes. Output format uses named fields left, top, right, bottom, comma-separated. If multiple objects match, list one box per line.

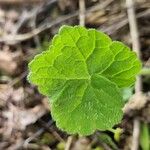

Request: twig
left=8, top=71, right=27, bottom=87
left=100, top=9, right=150, bottom=35
left=64, top=1, right=86, bottom=148
left=126, top=0, right=142, bottom=150
left=0, top=0, right=114, bottom=44
left=126, top=0, right=141, bottom=61
left=4, top=120, right=54, bottom=150
left=132, top=118, right=140, bottom=150
left=13, top=0, right=58, bottom=34
left=79, top=0, right=85, bottom=26
left=23, top=120, right=54, bottom=149
left=87, top=0, right=114, bottom=14
left=31, top=8, right=41, bottom=49
left=0, top=0, right=43, bottom=4
left=12, top=10, right=30, bottom=34
left=64, top=1, right=87, bottom=148
left=1, top=0, right=149, bottom=44
left=0, top=12, right=78, bottom=44
left=65, top=136, right=74, bottom=150
left=38, top=119, right=64, bottom=142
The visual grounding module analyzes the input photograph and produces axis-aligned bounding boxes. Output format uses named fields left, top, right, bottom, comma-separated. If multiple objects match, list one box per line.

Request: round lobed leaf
left=28, top=25, right=141, bottom=135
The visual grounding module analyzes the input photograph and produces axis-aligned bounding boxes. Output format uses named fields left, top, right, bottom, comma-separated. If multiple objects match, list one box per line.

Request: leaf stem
left=108, top=128, right=123, bottom=142
left=139, top=68, right=150, bottom=75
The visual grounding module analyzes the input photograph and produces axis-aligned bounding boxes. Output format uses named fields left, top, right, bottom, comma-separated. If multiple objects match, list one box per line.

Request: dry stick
left=126, top=0, right=142, bottom=92
left=65, top=136, right=74, bottom=150
left=8, top=71, right=27, bottom=87
left=0, top=0, right=114, bottom=44
left=16, top=0, right=58, bottom=33
left=0, top=12, right=78, bottom=44
left=65, top=1, right=87, bottom=148
left=2, top=1, right=149, bottom=44
left=7, top=120, right=54, bottom=150
left=79, top=0, right=86, bottom=26
left=31, top=9, right=41, bottom=49
left=65, top=1, right=86, bottom=148
left=132, top=119, right=140, bottom=150
left=65, top=1, right=87, bottom=149
left=38, top=119, right=64, bottom=142
left=65, top=1, right=86, bottom=149
left=23, top=120, right=54, bottom=149
left=0, top=0, right=43, bottom=4
left=1, top=6, right=149, bottom=45
left=100, top=9, right=150, bottom=35
left=126, top=0, right=142, bottom=150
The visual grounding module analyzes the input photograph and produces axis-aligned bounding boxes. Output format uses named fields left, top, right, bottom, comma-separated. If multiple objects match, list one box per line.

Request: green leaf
left=28, top=25, right=141, bottom=135
left=101, top=41, right=141, bottom=87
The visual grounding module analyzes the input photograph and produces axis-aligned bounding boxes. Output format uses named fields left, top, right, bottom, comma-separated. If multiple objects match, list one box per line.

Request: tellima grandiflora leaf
left=28, top=25, right=141, bottom=135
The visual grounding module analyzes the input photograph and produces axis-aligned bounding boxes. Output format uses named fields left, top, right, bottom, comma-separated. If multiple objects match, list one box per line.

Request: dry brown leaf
left=0, top=84, right=13, bottom=107
left=0, top=84, right=25, bottom=106
left=0, top=50, right=22, bottom=75
left=11, top=87, right=24, bottom=103
left=2, top=103, right=48, bottom=137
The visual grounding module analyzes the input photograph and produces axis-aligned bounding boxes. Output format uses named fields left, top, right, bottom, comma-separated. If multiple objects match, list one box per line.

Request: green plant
left=140, top=122, right=150, bottom=150
left=28, top=25, right=141, bottom=135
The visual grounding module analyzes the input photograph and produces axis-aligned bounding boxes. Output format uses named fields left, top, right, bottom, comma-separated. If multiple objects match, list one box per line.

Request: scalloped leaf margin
left=28, top=25, right=141, bottom=135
